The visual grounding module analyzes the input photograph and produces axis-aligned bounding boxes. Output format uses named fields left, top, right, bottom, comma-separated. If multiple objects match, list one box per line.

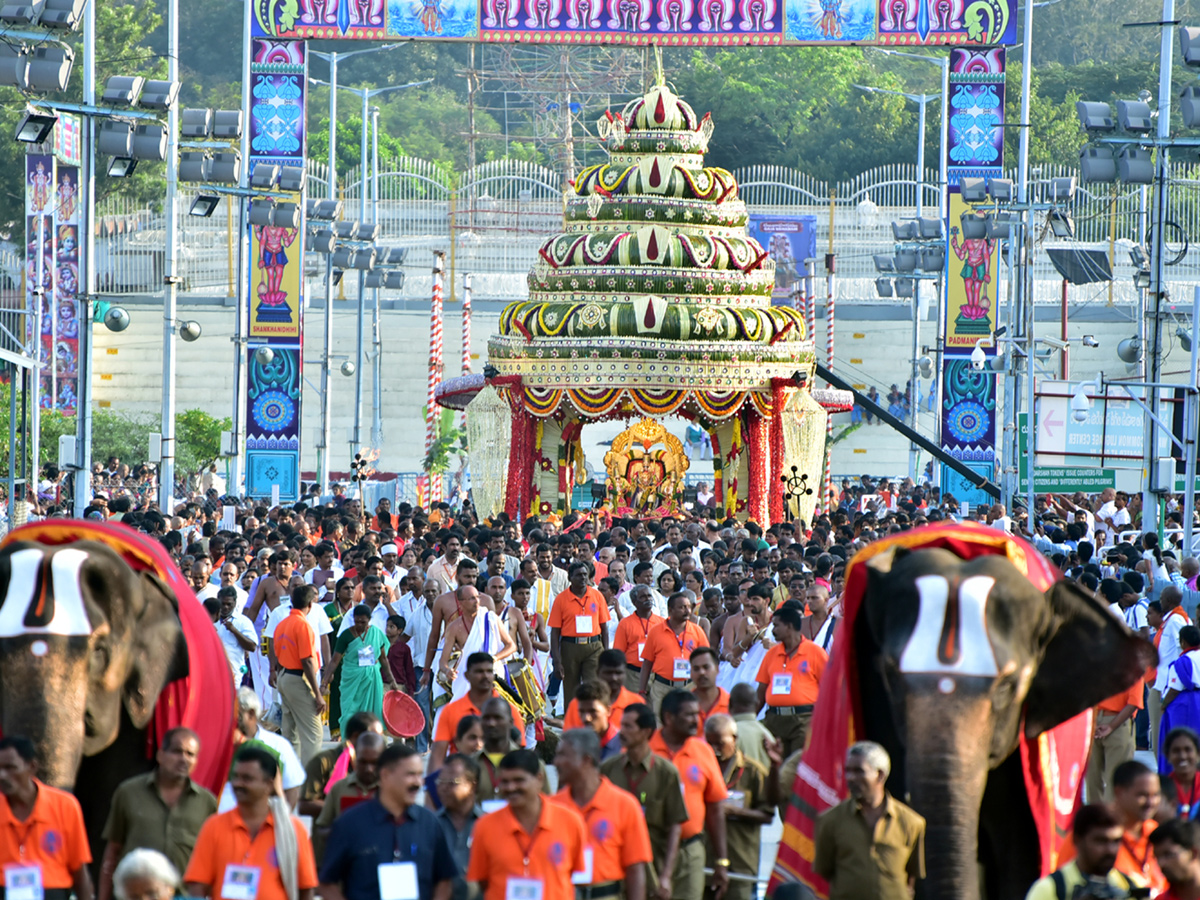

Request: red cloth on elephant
left=768, top=521, right=1092, bottom=899
left=0, top=520, right=235, bottom=795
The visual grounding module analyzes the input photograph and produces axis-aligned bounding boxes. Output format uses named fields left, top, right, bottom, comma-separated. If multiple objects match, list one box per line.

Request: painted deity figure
left=254, top=224, right=297, bottom=304
left=818, top=0, right=842, bottom=37
left=56, top=173, right=77, bottom=222
left=29, top=163, right=51, bottom=213
left=949, top=225, right=995, bottom=320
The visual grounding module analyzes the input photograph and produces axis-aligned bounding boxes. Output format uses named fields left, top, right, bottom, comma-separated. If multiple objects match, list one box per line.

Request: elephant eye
left=991, top=676, right=1017, bottom=711
left=89, top=642, right=109, bottom=678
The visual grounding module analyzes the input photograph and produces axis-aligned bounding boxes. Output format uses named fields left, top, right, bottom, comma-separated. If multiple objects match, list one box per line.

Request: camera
left=1073, top=877, right=1149, bottom=899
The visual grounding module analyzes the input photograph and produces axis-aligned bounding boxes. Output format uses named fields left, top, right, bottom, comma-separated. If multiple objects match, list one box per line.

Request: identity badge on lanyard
left=358, top=646, right=376, bottom=667
left=221, top=865, right=262, bottom=900
left=771, top=673, right=793, bottom=695
left=5, top=865, right=44, bottom=900
left=505, top=879, right=545, bottom=900
left=378, top=863, right=419, bottom=900
left=673, top=657, right=691, bottom=680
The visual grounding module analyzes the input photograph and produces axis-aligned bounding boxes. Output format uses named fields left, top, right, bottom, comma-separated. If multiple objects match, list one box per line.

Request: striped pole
left=460, top=272, right=473, bottom=377
left=805, top=258, right=816, bottom=347
left=420, top=251, right=446, bottom=507
left=824, top=254, right=836, bottom=513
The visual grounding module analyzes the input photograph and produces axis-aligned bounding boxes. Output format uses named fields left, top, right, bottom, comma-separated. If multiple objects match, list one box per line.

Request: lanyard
left=1175, top=772, right=1200, bottom=814
left=1121, top=832, right=1150, bottom=876
left=670, top=624, right=689, bottom=654
left=392, top=817, right=417, bottom=862
left=626, top=763, right=649, bottom=805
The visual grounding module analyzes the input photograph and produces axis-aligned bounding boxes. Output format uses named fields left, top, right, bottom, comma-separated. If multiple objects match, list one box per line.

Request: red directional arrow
left=1042, top=409, right=1064, bottom=438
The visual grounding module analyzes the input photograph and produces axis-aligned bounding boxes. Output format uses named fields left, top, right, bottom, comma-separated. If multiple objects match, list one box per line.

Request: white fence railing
left=90, top=158, right=1197, bottom=306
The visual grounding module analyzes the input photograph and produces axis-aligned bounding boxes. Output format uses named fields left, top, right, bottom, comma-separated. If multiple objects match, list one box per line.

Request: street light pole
left=370, top=105, right=383, bottom=448
left=229, top=0, right=251, bottom=498
left=73, top=0, right=95, bottom=516
left=158, top=0, right=180, bottom=511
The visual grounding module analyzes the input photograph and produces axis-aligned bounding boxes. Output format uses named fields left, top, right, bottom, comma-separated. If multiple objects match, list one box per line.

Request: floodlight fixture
left=306, top=228, right=335, bottom=254
left=130, top=123, right=167, bottom=161
left=1182, top=25, right=1200, bottom=66
left=352, top=247, right=377, bottom=270
left=356, top=222, right=380, bottom=242
left=1048, top=177, right=1076, bottom=203
left=180, top=108, right=213, bottom=138
left=250, top=165, right=279, bottom=190
left=209, top=151, right=241, bottom=184
left=107, top=157, right=137, bottom=178
left=139, top=79, right=180, bottom=111
left=179, top=151, right=211, bottom=183
left=334, top=221, right=360, bottom=240
left=271, top=201, right=300, bottom=229
left=14, top=111, right=56, bottom=144
left=1079, top=145, right=1117, bottom=183
left=874, top=277, right=894, bottom=298
left=894, top=277, right=915, bottom=299
left=1117, top=99, right=1154, bottom=134
left=39, top=0, right=84, bottom=29
left=0, top=0, right=43, bottom=23
left=1116, top=336, right=1143, bottom=364
left=891, top=221, right=919, bottom=241
left=189, top=194, right=220, bottom=218
left=1183, top=86, right=1200, bottom=129
left=1130, top=245, right=1149, bottom=269
left=98, top=119, right=133, bottom=156
left=1178, top=325, right=1193, bottom=353
left=386, top=247, right=408, bottom=265
left=1134, top=269, right=1152, bottom=290
left=247, top=199, right=275, bottom=227
left=893, top=250, right=917, bottom=273
left=918, top=217, right=944, bottom=240
left=986, top=213, right=1012, bottom=240
left=101, top=75, right=144, bottom=106
left=1076, top=100, right=1115, bottom=133
left=27, top=45, right=72, bottom=92
left=307, top=198, right=342, bottom=220
left=364, top=271, right=384, bottom=289
left=960, top=177, right=988, bottom=203
left=987, top=178, right=1014, bottom=202
left=278, top=166, right=305, bottom=193
left=1118, top=147, right=1155, bottom=184
left=873, top=254, right=895, bottom=273
left=383, top=271, right=405, bottom=290
left=1048, top=209, right=1074, bottom=239
left=103, top=306, right=130, bottom=332
left=332, top=247, right=356, bottom=269
left=212, top=110, right=243, bottom=140
left=920, top=249, right=945, bottom=271
left=959, top=211, right=988, bottom=240
left=0, top=44, right=28, bottom=90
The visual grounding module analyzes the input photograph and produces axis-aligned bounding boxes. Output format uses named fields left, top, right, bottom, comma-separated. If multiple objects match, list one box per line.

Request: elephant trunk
left=903, top=687, right=994, bottom=900
left=0, top=636, right=90, bottom=788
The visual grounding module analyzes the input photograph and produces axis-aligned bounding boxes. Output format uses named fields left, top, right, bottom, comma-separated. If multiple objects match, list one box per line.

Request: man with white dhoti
left=716, top=583, right=776, bottom=694
left=434, top=584, right=517, bottom=705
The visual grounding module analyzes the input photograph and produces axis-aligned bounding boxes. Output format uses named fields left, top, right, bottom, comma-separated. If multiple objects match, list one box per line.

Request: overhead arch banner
left=250, top=0, right=1016, bottom=44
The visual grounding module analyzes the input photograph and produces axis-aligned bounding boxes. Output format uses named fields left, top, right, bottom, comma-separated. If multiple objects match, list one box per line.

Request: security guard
left=754, top=606, right=827, bottom=758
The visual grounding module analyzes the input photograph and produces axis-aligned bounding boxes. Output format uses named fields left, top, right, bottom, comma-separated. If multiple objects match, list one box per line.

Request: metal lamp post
left=854, top=83, right=940, bottom=483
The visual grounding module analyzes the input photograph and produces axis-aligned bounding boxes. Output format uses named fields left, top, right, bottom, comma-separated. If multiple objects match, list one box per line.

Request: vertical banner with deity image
left=52, top=163, right=80, bottom=415
left=747, top=214, right=818, bottom=307
left=939, top=46, right=1005, bottom=510
left=244, top=38, right=306, bottom=501
left=25, top=154, right=55, bottom=408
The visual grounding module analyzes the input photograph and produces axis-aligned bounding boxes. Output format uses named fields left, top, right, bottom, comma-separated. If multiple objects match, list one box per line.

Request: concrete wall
left=92, top=297, right=1153, bottom=482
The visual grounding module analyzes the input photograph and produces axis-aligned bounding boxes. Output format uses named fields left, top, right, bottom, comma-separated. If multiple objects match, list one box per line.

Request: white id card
left=638, top=642, right=646, bottom=660
left=571, top=847, right=595, bottom=885
left=771, top=673, right=793, bottom=695
left=221, top=865, right=261, bottom=900
left=673, top=657, right=691, bottom=680
left=505, top=878, right=545, bottom=900
left=725, top=790, right=747, bottom=808
left=5, top=865, right=43, bottom=900
left=378, top=862, right=420, bottom=900
left=358, top=646, right=376, bottom=667
left=575, top=615, right=593, bottom=633
left=481, top=799, right=508, bottom=813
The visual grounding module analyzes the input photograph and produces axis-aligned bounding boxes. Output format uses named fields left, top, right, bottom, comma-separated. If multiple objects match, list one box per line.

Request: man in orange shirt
left=273, top=584, right=327, bottom=765
left=429, top=652, right=525, bottom=772
left=1087, top=675, right=1142, bottom=803
left=754, top=605, right=827, bottom=758
left=554, top=729, right=652, bottom=900
left=184, top=745, right=318, bottom=900
left=649, top=691, right=730, bottom=900
left=562, top=650, right=640, bottom=731
left=1059, top=761, right=1167, bottom=896
left=550, top=562, right=611, bottom=703
left=467, top=749, right=588, bottom=900
left=689, top=647, right=728, bottom=730
left=565, top=681, right=623, bottom=761
left=614, top=586, right=664, bottom=691
left=0, top=736, right=93, bottom=900
left=639, top=592, right=709, bottom=715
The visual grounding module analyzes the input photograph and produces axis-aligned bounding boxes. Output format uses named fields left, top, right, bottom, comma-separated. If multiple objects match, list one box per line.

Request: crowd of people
left=5, top=477, right=1200, bottom=900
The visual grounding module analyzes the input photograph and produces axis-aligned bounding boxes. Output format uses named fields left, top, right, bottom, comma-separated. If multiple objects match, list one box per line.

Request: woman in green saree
left=322, top=578, right=357, bottom=738
left=321, top=603, right=396, bottom=737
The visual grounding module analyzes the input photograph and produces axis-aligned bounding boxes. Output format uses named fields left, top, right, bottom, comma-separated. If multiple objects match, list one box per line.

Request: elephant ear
left=123, top=570, right=188, bottom=728
left=861, top=545, right=911, bottom=641
left=1023, top=578, right=1156, bottom=739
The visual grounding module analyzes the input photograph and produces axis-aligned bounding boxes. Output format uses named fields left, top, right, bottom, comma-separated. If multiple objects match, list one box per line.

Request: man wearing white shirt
left=214, top=587, right=257, bottom=685
left=217, top=688, right=305, bottom=812
left=218, top=562, right=249, bottom=615
left=265, top=587, right=335, bottom=669
left=379, top=542, right=407, bottom=593
left=1103, top=579, right=1150, bottom=638
left=617, top=561, right=668, bottom=618
left=189, top=560, right=220, bottom=602
left=401, top=577, right=437, bottom=753
left=1153, top=586, right=1193, bottom=756
left=335, top=575, right=392, bottom=637
left=1096, top=490, right=1132, bottom=547
left=303, top=541, right=345, bottom=599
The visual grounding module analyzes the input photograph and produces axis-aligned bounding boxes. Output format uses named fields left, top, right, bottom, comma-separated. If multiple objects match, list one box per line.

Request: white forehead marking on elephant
left=938, top=677, right=955, bottom=694
left=30, top=639, right=47, bottom=656
left=899, top=574, right=999, bottom=677
left=0, top=547, right=92, bottom=638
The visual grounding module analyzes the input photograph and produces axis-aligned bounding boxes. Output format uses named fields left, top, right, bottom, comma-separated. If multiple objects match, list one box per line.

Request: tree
left=421, top=407, right=466, bottom=477
left=174, top=408, right=232, bottom=481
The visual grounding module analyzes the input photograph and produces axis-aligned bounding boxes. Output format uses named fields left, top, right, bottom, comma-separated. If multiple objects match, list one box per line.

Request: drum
left=505, top=657, right=546, bottom=721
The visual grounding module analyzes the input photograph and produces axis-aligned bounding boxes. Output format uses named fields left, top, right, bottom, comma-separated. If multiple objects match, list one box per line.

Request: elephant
left=855, top=544, right=1155, bottom=900
left=0, top=521, right=234, bottom=864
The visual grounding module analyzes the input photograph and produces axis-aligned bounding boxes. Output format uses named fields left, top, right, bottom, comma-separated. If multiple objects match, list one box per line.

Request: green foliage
left=421, top=407, right=466, bottom=476
left=174, top=408, right=232, bottom=479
